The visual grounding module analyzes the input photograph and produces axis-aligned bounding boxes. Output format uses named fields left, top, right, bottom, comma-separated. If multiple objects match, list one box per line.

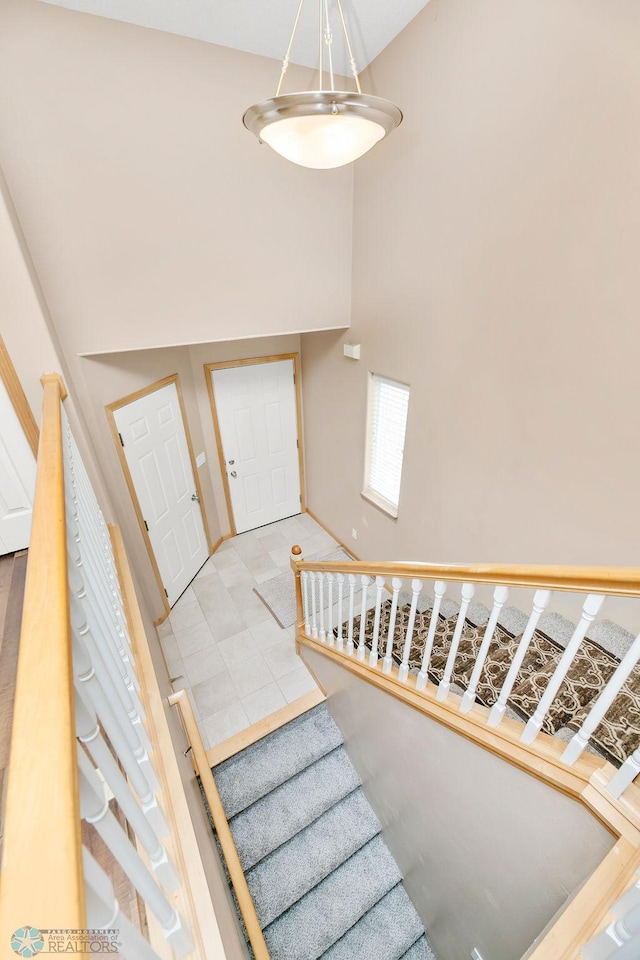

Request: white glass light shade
left=243, top=91, right=402, bottom=170
left=261, top=114, right=385, bottom=169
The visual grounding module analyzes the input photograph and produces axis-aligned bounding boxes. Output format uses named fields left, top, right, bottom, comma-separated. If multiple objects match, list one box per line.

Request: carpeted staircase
left=348, top=592, right=640, bottom=766
left=212, top=704, right=436, bottom=960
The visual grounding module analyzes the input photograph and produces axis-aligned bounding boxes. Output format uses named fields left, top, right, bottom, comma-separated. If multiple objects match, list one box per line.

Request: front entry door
left=0, top=377, right=36, bottom=555
left=210, top=359, right=302, bottom=534
left=113, top=381, right=209, bottom=606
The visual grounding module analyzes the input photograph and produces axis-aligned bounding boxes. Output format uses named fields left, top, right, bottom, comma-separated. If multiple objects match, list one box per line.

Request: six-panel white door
left=211, top=360, right=302, bottom=534
left=0, top=377, right=36, bottom=555
left=113, top=382, right=209, bottom=605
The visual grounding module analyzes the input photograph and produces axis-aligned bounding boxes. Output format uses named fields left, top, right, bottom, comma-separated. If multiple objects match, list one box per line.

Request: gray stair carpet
left=211, top=703, right=436, bottom=959
left=401, top=935, right=438, bottom=959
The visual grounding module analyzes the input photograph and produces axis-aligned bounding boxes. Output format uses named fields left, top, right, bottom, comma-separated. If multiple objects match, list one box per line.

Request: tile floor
left=156, top=512, right=339, bottom=750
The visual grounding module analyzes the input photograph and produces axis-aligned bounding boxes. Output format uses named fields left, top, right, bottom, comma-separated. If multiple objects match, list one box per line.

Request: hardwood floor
left=0, top=549, right=27, bottom=854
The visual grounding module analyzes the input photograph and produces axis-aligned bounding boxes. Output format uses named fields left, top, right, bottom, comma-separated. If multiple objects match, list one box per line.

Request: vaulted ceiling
left=38, top=0, right=431, bottom=77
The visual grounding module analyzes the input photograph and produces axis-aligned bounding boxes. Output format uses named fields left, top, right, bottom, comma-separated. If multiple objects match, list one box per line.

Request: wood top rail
left=168, top=690, right=270, bottom=960
left=0, top=373, right=85, bottom=940
left=291, top=552, right=640, bottom=598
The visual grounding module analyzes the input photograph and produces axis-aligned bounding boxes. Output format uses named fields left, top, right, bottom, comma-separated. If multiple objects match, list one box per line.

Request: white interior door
left=0, top=377, right=36, bottom=555
left=113, top=382, right=209, bottom=606
left=212, top=360, right=302, bottom=534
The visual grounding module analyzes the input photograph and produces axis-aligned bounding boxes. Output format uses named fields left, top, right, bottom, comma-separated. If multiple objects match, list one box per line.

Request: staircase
left=347, top=591, right=640, bottom=765
left=211, top=703, right=435, bottom=960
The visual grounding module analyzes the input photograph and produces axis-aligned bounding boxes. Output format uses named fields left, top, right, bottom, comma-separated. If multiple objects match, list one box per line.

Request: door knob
left=191, top=493, right=200, bottom=502
left=230, top=471, right=237, bottom=478
left=228, top=459, right=235, bottom=465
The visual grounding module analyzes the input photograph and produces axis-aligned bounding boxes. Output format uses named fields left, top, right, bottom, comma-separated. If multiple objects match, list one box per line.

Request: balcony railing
left=0, top=375, right=222, bottom=960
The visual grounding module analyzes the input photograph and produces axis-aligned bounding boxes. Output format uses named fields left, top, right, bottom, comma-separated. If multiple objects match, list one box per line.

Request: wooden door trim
left=105, top=374, right=213, bottom=616
left=0, top=336, right=40, bottom=458
left=204, top=353, right=306, bottom=537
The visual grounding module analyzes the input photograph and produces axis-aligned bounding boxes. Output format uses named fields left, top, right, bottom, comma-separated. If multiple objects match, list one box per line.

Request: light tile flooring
left=157, top=513, right=338, bottom=750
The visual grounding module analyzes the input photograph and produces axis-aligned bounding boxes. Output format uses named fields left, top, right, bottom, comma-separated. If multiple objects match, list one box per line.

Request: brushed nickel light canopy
left=243, top=0, right=403, bottom=169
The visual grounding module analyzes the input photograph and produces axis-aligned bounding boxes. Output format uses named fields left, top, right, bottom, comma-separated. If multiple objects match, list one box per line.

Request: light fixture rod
left=317, top=0, right=323, bottom=91
left=323, top=0, right=335, bottom=92
left=275, top=0, right=306, bottom=97
left=335, top=0, right=361, bottom=92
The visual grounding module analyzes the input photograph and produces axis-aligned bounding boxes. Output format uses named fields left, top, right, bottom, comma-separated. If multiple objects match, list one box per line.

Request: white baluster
left=318, top=574, right=326, bottom=642
left=66, top=429, right=132, bottom=661
left=461, top=585, right=509, bottom=713
left=487, top=590, right=551, bottom=727
left=75, top=684, right=178, bottom=892
left=69, top=586, right=153, bottom=763
left=369, top=576, right=386, bottom=667
left=64, top=458, right=132, bottom=658
left=563, top=629, right=640, bottom=766
left=77, top=748, right=193, bottom=958
left=585, top=932, right=640, bottom=960
left=310, top=572, right=318, bottom=639
left=582, top=901, right=640, bottom=960
left=65, top=478, right=130, bottom=641
left=346, top=574, right=357, bottom=656
left=68, top=547, right=146, bottom=733
left=72, top=629, right=167, bottom=836
left=416, top=581, right=447, bottom=691
left=326, top=573, right=334, bottom=647
left=382, top=578, right=402, bottom=675
left=357, top=575, right=369, bottom=662
left=521, top=594, right=605, bottom=745
left=83, top=847, right=161, bottom=960
left=613, top=873, right=640, bottom=919
left=302, top=572, right=311, bottom=635
left=608, top=747, right=640, bottom=800
left=399, top=580, right=423, bottom=683
left=437, top=583, right=475, bottom=701
left=336, top=573, right=345, bottom=651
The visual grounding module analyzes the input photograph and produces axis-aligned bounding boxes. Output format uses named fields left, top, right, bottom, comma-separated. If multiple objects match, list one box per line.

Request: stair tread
left=230, top=746, right=361, bottom=871
left=401, top=935, right=438, bottom=960
left=247, top=788, right=381, bottom=927
left=263, top=834, right=402, bottom=960
left=214, top=704, right=343, bottom=817
left=536, top=611, right=577, bottom=648
left=497, top=605, right=530, bottom=637
left=319, top=884, right=425, bottom=960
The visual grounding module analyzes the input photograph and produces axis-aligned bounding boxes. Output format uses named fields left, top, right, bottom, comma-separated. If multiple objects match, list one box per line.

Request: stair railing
left=291, top=547, right=640, bottom=960
left=0, top=374, right=223, bottom=960
left=291, top=548, right=640, bottom=796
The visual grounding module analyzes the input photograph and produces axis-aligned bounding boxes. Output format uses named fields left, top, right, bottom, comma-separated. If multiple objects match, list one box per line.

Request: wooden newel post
left=291, top=545, right=304, bottom=630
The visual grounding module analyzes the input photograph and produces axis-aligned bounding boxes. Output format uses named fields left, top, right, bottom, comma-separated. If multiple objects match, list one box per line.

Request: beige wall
left=301, top=0, right=640, bottom=574
left=0, top=0, right=347, bottom=615
left=77, top=347, right=219, bottom=617
left=0, top=167, right=117, bottom=518
left=304, top=648, right=614, bottom=960
left=78, top=333, right=301, bottom=618
left=0, top=0, right=351, bottom=359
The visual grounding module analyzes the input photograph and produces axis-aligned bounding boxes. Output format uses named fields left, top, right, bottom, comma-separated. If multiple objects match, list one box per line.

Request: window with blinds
left=363, top=374, right=410, bottom=517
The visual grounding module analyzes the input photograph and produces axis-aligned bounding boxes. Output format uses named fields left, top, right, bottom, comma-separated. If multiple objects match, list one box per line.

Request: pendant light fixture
left=243, top=0, right=402, bottom=169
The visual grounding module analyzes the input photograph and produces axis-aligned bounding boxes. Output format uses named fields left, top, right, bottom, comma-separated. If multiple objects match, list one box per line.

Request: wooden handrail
left=168, top=690, right=270, bottom=960
left=292, top=552, right=640, bottom=597
left=0, top=374, right=85, bottom=939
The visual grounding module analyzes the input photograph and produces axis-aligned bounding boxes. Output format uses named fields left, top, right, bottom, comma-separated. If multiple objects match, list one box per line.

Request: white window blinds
left=364, top=374, right=410, bottom=515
